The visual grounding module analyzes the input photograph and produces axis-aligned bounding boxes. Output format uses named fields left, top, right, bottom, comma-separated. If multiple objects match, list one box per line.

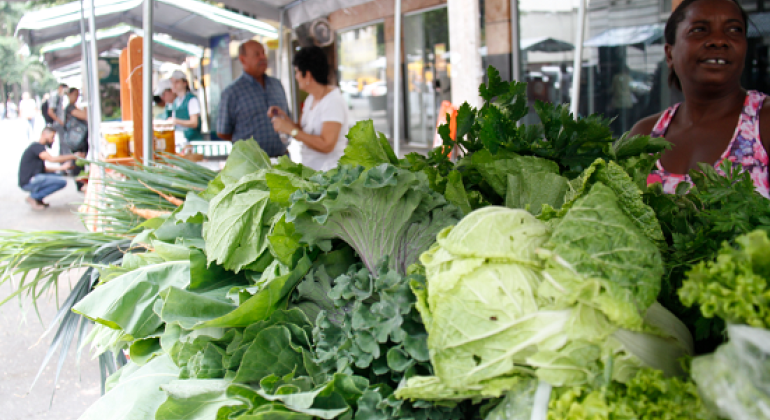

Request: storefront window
left=581, top=24, right=668, bottom=135
left=404, top=6, right=450, bottom=147
left=337, top=23, right=389, bottom=138
left=518, top=0, right=579, bottom=124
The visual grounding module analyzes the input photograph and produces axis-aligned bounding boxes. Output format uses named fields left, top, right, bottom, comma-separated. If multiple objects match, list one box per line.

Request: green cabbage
left=397, top=181, right=690, bottom=401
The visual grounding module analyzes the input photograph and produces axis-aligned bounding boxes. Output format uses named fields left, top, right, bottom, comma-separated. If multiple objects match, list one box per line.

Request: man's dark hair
left=665, top=0, right=748, bottom=90
left=292, top=46, right=329, bottom=86
left=42, top=126, right=56, bottom=135
left=69, top=87, right=79, bottom=94
left=59, top=83, right=68, bottom=89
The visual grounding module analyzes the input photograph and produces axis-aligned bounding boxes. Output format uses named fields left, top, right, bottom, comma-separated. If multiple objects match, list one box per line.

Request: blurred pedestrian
left=18, top=127, right=83, bottom=210
left=63, top=87, right=89, bottom=189
left=19, top=92, right=37, bottom=140
left=46, top=84, right=69, bottom=155
left=153, top=78, right=174, bottom=119
left=217, top=40, right=291, bottom=157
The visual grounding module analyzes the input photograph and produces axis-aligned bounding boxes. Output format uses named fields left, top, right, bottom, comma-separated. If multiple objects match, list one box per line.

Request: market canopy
left=16, top=0, right=278, bottom=48
left=40, top=25, right=202, bottom=70
left=583, top=24, right=664, bottom=48
left=215, top=0, right=372, bottom=27
left=521, top=37, right=574, bottom=52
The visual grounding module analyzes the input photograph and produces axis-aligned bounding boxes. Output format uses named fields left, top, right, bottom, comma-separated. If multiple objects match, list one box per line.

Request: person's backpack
left=41, top=100, right=53, bottom=124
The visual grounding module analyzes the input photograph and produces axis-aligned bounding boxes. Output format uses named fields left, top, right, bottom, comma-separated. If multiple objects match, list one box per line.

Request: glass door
left=404, top=6, right=449, bottom=147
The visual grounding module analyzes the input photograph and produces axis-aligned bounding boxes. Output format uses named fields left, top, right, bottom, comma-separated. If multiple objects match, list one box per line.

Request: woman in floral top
left=629, top=0, right=770, bottom=198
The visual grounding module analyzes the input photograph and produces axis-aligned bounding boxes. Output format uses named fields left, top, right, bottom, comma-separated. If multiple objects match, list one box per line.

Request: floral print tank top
left=646, top=90, right=770, bottom=199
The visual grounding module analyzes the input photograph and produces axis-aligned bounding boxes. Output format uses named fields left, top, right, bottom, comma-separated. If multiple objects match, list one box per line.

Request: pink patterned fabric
left=647, top=91, right=770, bottom=198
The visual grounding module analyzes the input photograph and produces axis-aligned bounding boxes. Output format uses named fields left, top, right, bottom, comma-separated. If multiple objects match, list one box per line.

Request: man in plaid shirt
left=217, top=40, right=291, bottom=157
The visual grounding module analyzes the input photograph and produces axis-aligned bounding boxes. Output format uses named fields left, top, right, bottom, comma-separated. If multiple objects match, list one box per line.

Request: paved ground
left=0, top=118, right=101, bottom=420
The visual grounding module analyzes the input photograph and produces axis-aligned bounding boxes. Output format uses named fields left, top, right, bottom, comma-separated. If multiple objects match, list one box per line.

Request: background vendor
left=630, top=0, right=770, bottom=198
left=168, top=70, right=203, bottom=148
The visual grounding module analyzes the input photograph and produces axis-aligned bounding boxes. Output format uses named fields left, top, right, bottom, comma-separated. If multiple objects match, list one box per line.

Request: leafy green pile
left=341, top=67, right=669, bottom=214
left=646, top=161, right=770, bottom=352
left=14, top=65, right=766, bottom=420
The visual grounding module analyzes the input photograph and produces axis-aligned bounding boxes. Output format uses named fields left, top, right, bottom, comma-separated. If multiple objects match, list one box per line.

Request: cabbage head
left=398, top=183, right=692, bottom=401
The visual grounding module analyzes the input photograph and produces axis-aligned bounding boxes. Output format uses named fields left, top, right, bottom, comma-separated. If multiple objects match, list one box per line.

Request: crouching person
left=18, top=126, right=83, bottom=210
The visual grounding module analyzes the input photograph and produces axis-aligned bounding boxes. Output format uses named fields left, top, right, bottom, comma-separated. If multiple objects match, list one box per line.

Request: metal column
left=393, top=0, right=402, bottom=157
left=142, top=0, right=154, bottom=164
left=278, top=10, right=284, bottom=81
left=87, top=0, right=102, bottom=157
left=569, top=0, right=587, bottom=119
left=510, top=0, right=521, bottom=81
left=79, top=0, right=92, bottom=156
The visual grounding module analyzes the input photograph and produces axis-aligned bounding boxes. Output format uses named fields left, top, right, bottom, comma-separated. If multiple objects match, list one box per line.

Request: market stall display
left=1, top=66, right=769, bottom=420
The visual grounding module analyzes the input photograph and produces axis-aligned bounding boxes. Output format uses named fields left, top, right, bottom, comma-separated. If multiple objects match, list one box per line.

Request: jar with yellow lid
left=102, top=123, right=129, bottom=159
left=153, top=121, right=176, bottom=155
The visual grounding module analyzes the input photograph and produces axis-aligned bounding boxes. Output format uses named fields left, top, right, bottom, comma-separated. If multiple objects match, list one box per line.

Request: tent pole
left=142, top=0, right=154, bottom=164
left=278, top=10, right=284, bottom=82
left=569, top=0, right=587, bottom=119
left=87, top=0, right=102, bottom=157
left=79, top=0, right=92, bottom=148
left=510, top=0, right=521, bottom=81
left=393, top=0, right=401, bottom=157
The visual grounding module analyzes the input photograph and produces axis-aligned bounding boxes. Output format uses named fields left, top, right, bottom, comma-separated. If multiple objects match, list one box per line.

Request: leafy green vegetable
left=339, top=120, right=398, bottom=169
left=541, top=182, right=663, bottom=329
left=547, top=368, right=715, bottom=420
left=73, top=261, right=192, bottom=338
left=201, top=140, right=273, bottom=200
left=203, top=172, right=282, bottom=273
left=288, top=164, right=462, bottom=276
left=400, top=198, right=689, bottom=399
left=77, top=355, right=180, bottom=420
left=646, top=161, right=770, bottom=352
left=680, top=229, right=770, bottom=328
left=692, top=324, right=770, bottom=420
left=313, top=261, right=430, bottom=377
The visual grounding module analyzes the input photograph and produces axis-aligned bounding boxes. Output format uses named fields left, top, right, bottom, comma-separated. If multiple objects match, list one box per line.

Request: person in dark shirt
left=18, top=127, right=83, bottom=210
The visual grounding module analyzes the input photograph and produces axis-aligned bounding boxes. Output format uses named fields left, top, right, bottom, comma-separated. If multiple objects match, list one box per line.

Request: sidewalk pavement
left=0, top=118, right=101, bottom=420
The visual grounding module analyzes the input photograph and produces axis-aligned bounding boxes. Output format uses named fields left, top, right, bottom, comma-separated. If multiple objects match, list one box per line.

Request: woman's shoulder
left=629, top=112, right=664, bottom=137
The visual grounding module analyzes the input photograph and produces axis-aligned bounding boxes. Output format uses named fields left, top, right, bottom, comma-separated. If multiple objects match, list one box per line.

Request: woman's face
left=171, top=78, right=187, bottom=95
left=666, top=0, right=747, bottom=91
left=68, top=90, right=80, bottom=104
left=294, top=67, right=312, bottom=89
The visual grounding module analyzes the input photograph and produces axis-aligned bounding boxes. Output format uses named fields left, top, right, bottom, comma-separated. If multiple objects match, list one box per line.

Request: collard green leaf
left=156, top=379, right=244, bottom=420
left=174, top=192, right=210, bottom=225
left=73, top=261, right=191, bottom=338
left=195, top=256, right=313, bottom=329
left=234, top=326, right=306, bottom=384
left=205, top=140, right=272, bottom=196
left=204, top=172, right=281, bottom=273
left=77, top=355, right=180, bottom=420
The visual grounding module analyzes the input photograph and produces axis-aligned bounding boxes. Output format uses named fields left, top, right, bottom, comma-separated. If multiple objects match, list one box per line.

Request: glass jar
left=153, top=121, right=176, bottom=155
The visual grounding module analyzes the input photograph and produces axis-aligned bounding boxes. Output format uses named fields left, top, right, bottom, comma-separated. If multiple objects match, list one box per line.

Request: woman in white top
left=269, top=46, right=349, bottom=171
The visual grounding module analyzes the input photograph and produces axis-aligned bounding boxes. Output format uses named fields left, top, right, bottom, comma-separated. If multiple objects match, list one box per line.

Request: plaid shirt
left=217, top=73, right=290, bottom=157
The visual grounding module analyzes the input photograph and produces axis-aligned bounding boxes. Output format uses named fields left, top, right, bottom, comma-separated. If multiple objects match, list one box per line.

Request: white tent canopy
left=41, top=25, right=202, bottom=70
left=16, top=0, right=278, bottom=47
left=214, top=0, right=373, bottom=28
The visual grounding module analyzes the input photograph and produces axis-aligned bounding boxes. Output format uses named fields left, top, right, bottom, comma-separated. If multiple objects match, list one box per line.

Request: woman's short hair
left=292, top=46, right=329, bottom=86
left=664, top=0, right=748, bottom=90
left=69, top=87, right=79, bottom=94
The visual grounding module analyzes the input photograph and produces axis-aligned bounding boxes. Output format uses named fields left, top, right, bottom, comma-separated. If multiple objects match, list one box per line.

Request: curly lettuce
left=287, top=164, right=462, bottom=276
